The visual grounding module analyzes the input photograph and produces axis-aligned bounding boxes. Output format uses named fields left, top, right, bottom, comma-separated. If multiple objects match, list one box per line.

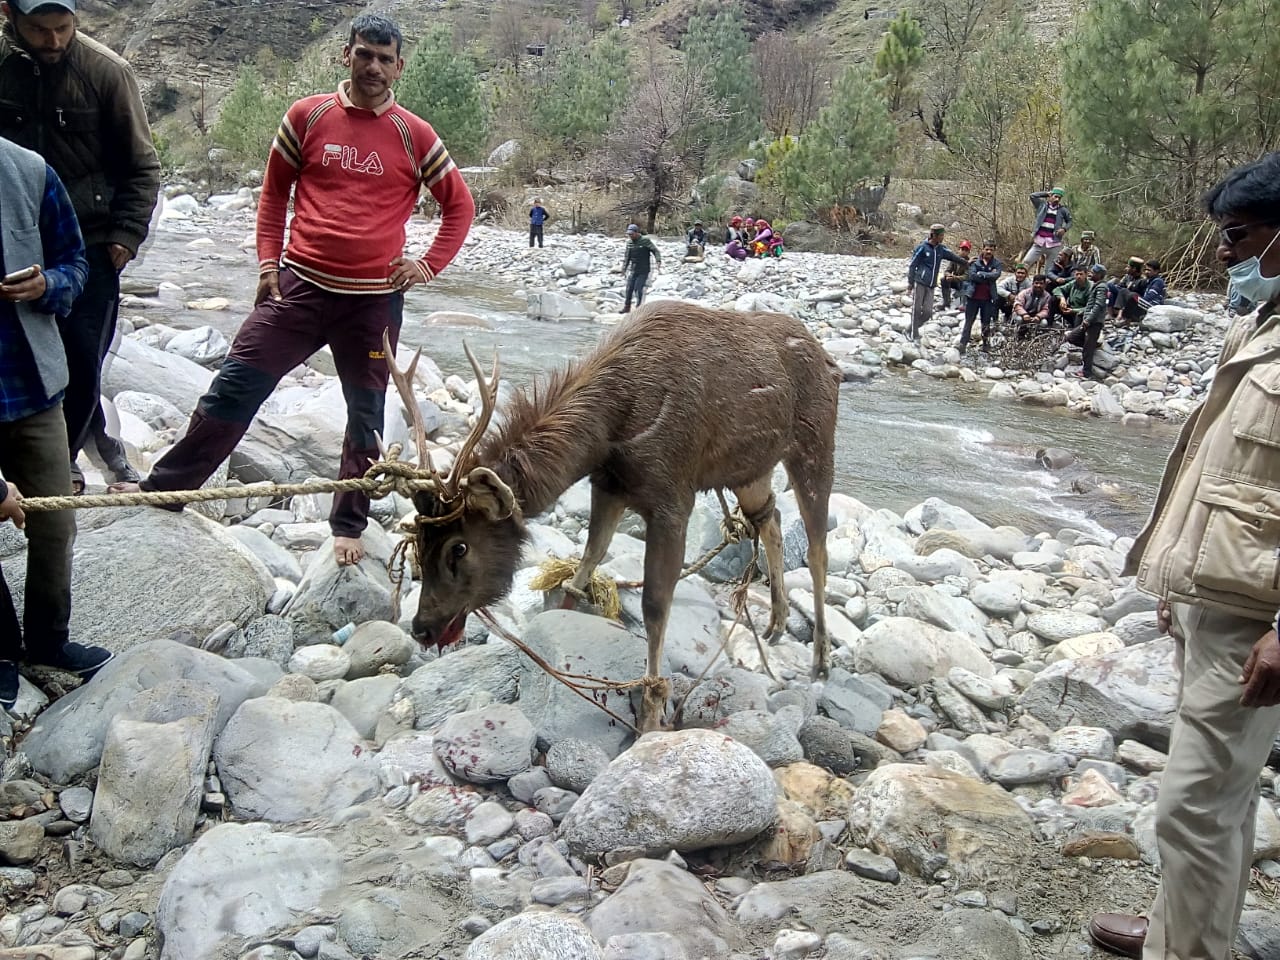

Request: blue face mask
left=1226, top=227, right=1280, bottom=305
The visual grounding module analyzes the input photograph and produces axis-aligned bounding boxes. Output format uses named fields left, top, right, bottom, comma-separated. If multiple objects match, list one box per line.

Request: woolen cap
left=1080, top=231, right=1095, bottom=240
left=12, top=0, right=76, bottom=12
left=1091, top=264, right=1107, bottom=276
left=1050, top=187, right=1065, bottom=196
left=929, top=223, right=946, bottom=233
left=626, top=224, right=640, bottom=233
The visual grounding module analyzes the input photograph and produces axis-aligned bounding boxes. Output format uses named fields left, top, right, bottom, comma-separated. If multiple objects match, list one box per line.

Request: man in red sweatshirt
left=113, top=13, right=475, bottom=566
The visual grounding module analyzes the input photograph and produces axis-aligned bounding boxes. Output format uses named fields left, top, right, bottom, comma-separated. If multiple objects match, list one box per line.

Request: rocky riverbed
left=1, top=193, right=1275, bottom=960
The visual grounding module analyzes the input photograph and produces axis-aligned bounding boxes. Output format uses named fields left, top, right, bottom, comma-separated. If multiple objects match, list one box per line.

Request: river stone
left=818, top=668, right=887, bottom=735
left=899, top=588, right=990, bottom=644
left=287, top=644, right=350, bottom=681
left=516, top=610, right=647, bottom=757
left=1050, top=726, right=1116, bottom=761
left=166, top=325, right=229, bottom=365
left=1113, top=611, right=1163, bottom=646
left=330, top=675, right=400, bottom=740
left=947, top=667, right=1016, bottom=710
left=395, top=642, right=522, bottom=730
left=849, top=764, right=1037, bottom=884
left=1020, top=638, right=1179, bottom=739
left=619, top=578, right=722, bottom=678
left=720, top=707, right=805, bottom=767
left=893, top=548, right=979, bottom=582
left=112, top=389, right=186, bottom=430
left=682, top=668, right=772, bottom=727
left=587, top=858, right=736, bottom=958
left=600, top=932, right=690, bottom=959
left=903, top=909, right=1033, bottom=960
left=344, top=622, right=414, bottom=678
left=851, top=617, right=994, bottom=687
left=986, top=749, right=1071, bottom=786
left=433, top=704, right=536, bottom=784
left=1026, top=610, right=1107, bottom=643
left=1047, top=631, right=1125, bottom=662
left=90, top=681, right=219, bottom=866
left=467, top=911, right=602, bottom=960
left=104, top=336, right=215, bottom=410
left=375, top=731, right=456, bottom=788
left=1238, top=910, right=1280, bottom=960
left=0, top=821, right=43, bottom=864
left=970, top=581, right=1024, bottom=618
left=213, top=698, right=381, bottom=822
left=5, top=508, right=272, bottom=656
left=22, top=640, right=263, bottom=783
left=228, top=615, right=295, bottom=666
left=223, top=525, right=303, bottom=581
left=156, top=822, right=341, bottom=960
left=916, top=526, right=1030, bottom=562
left=546, top=739, right=612, bottom=794
left=561, top=729, right=778, bottom=857
left=283, top=536, right=395, bottom=644
left=735, top=870, right=879, bottom=931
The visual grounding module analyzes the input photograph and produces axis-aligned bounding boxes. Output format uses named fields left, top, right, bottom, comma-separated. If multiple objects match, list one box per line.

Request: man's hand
left=389, top=257, right=424, bottom=293
left=0, top=483, right=25, bottom=529
left=107, top=243, right=133, bottom=272
left=0, top=266, right=46, bottom=303
left=1240, top=628, right=1280, bottom=707
left=1156, top=598, right=1175, bottom=637
left=255, top=271, right=282, bottom=305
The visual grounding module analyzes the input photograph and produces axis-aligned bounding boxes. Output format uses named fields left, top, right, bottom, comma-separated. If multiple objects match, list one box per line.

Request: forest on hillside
left=169, top=0, right=1280, bottom=281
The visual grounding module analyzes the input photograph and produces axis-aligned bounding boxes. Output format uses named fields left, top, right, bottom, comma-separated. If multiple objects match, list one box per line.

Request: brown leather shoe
left=1088, top=913, right=1147, bottom=958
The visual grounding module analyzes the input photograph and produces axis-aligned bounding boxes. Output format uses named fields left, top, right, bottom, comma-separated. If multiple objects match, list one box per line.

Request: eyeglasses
left=1218, top=222, right=1279, bottom=248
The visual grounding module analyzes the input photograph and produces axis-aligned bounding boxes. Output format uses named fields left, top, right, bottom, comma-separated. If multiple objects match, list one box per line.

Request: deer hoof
left=639, top=678, right=671, bottom=733
left=810, top=661, right=831, bottom=682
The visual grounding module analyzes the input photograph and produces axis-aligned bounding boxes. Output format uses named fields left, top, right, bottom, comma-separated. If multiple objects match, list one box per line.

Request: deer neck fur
left=478, top=352, right=620, bottom=518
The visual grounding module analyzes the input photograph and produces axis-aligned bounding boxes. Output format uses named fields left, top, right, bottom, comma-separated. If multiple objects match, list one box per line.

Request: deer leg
left=734, top=479, right=786, bottom=641
left=638, top=514, right=687, bottom=733
left=788, top=462, right=833, bottom=680
left=568, top=486, right=627, bottom=595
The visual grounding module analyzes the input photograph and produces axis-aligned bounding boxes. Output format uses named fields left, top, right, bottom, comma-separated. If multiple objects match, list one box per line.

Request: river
left=131, top=217, right=1182, bottom=540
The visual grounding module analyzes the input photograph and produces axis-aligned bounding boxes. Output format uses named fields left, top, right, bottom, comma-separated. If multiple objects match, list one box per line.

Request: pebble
left=844, top=848, right=900, bottom=883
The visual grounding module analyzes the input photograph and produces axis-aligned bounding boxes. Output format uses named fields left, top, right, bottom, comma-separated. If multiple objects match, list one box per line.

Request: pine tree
left=396, top=27, right=488, bottom=164
left=681, top=1, right=762, bottom=146
left=212, top=66, right=290, bottom=164
left=772, top=65, right=896, bottom=219
left=527, top=28, right=630, bottom=158
left=873, top=10, right=924, bottom=114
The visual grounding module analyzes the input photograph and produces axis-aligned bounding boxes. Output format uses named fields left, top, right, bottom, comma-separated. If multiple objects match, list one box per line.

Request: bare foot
left=334, top=536, right=365, bottom=566
left=107, top=481, right=141, bottom=494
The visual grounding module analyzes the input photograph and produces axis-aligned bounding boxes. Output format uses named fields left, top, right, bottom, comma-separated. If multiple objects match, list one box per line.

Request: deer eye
left=452, top=542, right=468, bottom=559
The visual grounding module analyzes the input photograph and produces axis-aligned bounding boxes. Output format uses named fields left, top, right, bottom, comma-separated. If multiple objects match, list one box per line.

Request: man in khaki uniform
left=1090, top=151, right=1280, bottom=959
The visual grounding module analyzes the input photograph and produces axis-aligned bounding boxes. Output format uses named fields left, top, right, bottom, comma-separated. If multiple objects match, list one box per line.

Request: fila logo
left=321, top=144, right=385, bottom=175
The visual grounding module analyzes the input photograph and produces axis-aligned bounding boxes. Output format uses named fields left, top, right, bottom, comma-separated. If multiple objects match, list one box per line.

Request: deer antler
left=443, top=341, right=501, bottom=500
left=382, top=330, right=445, bottom=486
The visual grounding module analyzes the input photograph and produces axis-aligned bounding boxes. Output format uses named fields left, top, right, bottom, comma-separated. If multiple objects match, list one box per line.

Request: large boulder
left=466, top=912, right=602, bottom=960
left=618, top=578, right=722, bottom=677
left=851, top=617, right=994, bottom=687
left=5, top=507, right=272, bottom=654
left=394, top=642, right=522, bottom=730
left=213, top=697, right=381, bottom=822
left=849, top=763, right=1037, bottom=885
left=561, top=729, right=778, bottom=858
left=1019, top=638, right=1179, bottom=741
left=156, top=823, right=342, bottom=960
left=516, top=610, right=647, bottom=757
left=587, top=858, right=737, bottom=958
left=166, top=325, right=229, bottom=366
left=90, top=680, right=220, bottom=866
left=22, top=640, right=263, bottom=783
left=528, top=292, right=592, bottom=321
left=236, top=379, right=348, bottom=483
left=103, top=336, right=214, bottom=410
left=283, top=529, right=397, bottom=644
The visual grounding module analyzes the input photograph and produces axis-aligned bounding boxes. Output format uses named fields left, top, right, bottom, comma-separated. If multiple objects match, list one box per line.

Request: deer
left=384, top=301, right=841, bottom=732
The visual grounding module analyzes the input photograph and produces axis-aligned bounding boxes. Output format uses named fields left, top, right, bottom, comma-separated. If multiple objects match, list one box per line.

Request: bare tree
left=911, top=0, right=985, bottom=145
left=752, top=31, right=831, bottom=137
left=490, top=0, right=528, bottom=70
left=603, top=42, right=728, bottom=232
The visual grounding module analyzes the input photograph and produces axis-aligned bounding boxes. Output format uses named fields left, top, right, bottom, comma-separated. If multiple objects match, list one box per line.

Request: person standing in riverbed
left=0, top=0, right=161, bottom=494
left=109, top=13, right=476, bottom=568
left=1089, top=151, right=1280, bottom=960
left=528, top=197, right=547, bottom=248
left=907, top=224, right=967, bottom=341
left=621, top=223, right=661, bottom=312
left=0, top=134, right=115, bottom=711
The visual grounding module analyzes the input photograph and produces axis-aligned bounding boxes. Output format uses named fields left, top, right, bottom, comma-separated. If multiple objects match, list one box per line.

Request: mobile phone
left=1, top=266, right=38, bottom=285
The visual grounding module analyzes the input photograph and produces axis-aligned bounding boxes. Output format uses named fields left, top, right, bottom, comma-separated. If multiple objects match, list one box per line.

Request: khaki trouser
left=1145, top=603, right=1280, bottom=960
left=910, top=282, right=934, bottom=340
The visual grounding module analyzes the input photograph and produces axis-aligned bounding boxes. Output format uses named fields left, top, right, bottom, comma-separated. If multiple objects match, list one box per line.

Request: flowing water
left=134, top=223, right=1181, bottom=539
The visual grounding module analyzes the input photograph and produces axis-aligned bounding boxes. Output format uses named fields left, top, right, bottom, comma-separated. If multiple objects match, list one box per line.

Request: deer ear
left=464, top=467, right=517, bottom=522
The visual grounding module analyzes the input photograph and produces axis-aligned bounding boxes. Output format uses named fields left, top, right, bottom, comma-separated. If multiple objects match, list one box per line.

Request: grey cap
left=929, top=223, right=946, bottom=233
left=626, top=224, right=640, bottom=233
left=1090, top=264, right=1106, bottom=276
left=12, top=0, right=76, bottom=12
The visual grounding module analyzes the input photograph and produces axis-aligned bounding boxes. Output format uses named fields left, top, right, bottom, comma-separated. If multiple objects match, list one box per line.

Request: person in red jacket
left=111, top=13, right=475, bottom=566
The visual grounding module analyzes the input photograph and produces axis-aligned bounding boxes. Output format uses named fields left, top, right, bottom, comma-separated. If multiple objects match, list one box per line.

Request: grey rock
left=970, top=581, right=1024, bottom=618
left=735, top=871, right=877, bottom=929
left=58, top=787, right=93, bottom=824
left=23, top=639, right=262, bottom=783
left=619, top=579, right=722, bottom=678
left=546, top=739, right=612, bottom=793
left=466, top=912, right=602, bottom=960
left=344, top=622, right=414, bottom=678
left=533, top=786, right=579, bottom=820
left=0, top=820, right=43, bottom=864
left=283, top=530, right=397, bottom=643
left=466, top=801, right=515, bottom=845
left=932, top=678, right=987, bottom=734
left=1026, top=610, right=1107, bottom=643
left=156, top=822, right=341, bottom=960
left=396, top=643, right=521, bottom=731
left=6, top=508, right=271, bottom=655
left=1020, top=638, right=1178, bottom=739
left=894, top=548, right=980, bottom=581
left=213, top=698, right=381, bottom=822
left=798, top=716, right=895, bottom=774
left=719, top=707, right=805, bottom=767
left=1113, top=611, right=1163, bottom=646
left=509, top=767, right=553, bottom=804
left=1048, top=726, right=1116, bottom=761
left=405, top=787, right=481, bottom=832
left=986, top=749, right=1071, bottom=786
left=1237, top=909, right=1280, bottom=959
left=902, top=909, right=1032, bottom=960
left=900, top=588, right=990, bottom=644
left=118, top=911, right=150, bottom=939
left=516, top=611, right=645, bottom=757
left=434, top=704, right=536, bottom=784
left=514, top=809, right=554, bottom=841
left=229, top=615, right=295, bottom=666
left=818, top=668, right=885, bottom=735
left=104, top=336, right=214, bottom=412
left=851, top=617, right=993, bottom=687
left=330, top=675, right=399, bottom=740
left=376, top=731, right=455, bottom=787
left=601, top=932, right=690, bottom=960
left=531, top=875, right=590, bottom=904
left=681, top=669, right=771, bottom=727
left=588, top=859, right=735, bottom=959
left=90, top=680, right=220, bottom=866
left=561, top=729, right=778, bottom=858
left=224, top=524, right=303, bottom=581
left=843, top=848, right=900, bottom=883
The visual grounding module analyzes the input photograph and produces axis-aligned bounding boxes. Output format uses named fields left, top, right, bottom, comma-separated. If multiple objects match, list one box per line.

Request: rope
left=18, top=459, right=440, bottom=514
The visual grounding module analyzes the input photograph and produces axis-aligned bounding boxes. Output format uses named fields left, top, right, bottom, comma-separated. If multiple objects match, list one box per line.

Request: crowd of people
left=906, top=188, right=1172, bottom=378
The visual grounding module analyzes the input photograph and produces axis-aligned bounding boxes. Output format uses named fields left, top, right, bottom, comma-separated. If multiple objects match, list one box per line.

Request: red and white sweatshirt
left=256, top=81, right=475, bottom=294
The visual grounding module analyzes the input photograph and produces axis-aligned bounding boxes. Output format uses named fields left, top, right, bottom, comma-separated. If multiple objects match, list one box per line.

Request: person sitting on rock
left=684, top=220, right=706, bottom=261
left=742, top=217, right=757, bottom=244
left=725, top=215, right=744, bottom=245
left=724, top=237, right=749, bottom=261
left=1075, top=230, right=1103, bottom=272
left=1055, top=265, right=1094, bottom=330
left=1013, top=274, right=1052, bottom=338
left=940, top=239, right=971, bottom=310
left=108, top=13, right=476, bottom=569
left=1106, top=256, right=1147, bottom=319
left=0, top=134, right=114, bottom=711
left=996, top=263, right=1031, bottom=325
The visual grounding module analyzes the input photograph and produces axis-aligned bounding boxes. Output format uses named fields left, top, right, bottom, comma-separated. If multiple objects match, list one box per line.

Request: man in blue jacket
left=0, top=134, right=113, bottom=711
left=529, top=198, right=547, bottom=248
left=907, top=224, right=968, bottom=341
left=957, top=240, right=1002, bottom=354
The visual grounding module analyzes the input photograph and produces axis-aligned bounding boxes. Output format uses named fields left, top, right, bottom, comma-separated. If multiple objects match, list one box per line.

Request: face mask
left=1227, top=227, right=1280, bottom=304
